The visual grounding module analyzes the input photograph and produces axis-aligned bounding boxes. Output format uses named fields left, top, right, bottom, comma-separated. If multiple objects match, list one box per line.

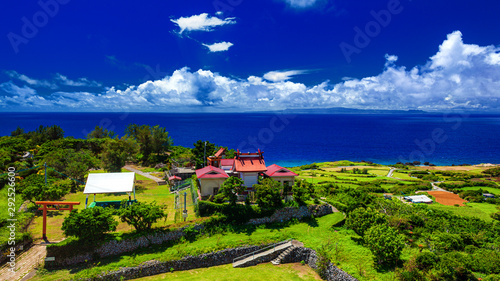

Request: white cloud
left=263, top=70, right=307, bottom=82
left=282, top=0, right=319, bottom=9
left=55, top=74, right=102, bottom=87
left=171, top=13, right=236, bottom=34
left=202, top=42, right=234, bottom=52
left=2, top=31, right=500, bottom=112
left=5, top=71, right=58, bottom=89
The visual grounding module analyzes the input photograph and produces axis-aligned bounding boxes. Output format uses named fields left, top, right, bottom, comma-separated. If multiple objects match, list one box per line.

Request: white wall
left=199, top=178, right=226, bottom=197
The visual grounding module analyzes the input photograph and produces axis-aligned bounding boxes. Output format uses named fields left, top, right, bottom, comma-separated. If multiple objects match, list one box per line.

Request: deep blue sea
left=1, top=112, right=499, bottom=167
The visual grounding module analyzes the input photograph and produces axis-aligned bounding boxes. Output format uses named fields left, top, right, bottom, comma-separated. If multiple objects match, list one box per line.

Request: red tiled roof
left=214, top=148, right=225, bottom=158
left=195, top=166, right=229, bottom=179
left=220, top=158, right=234, bottom=167
left=168, top=176, right=182, bottom=181
left=265, top=164, right=298, bottom=177
left=234, top=157, right=267, bottom=172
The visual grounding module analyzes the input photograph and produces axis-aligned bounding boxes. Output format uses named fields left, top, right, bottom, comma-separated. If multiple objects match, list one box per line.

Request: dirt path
left=0, top=240, right=57, bottom=281
left=123, top=165, right=166, bottom=185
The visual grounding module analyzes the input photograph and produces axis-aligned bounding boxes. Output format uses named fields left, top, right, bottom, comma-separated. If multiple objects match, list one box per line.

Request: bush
left=292, top=180, right=311, bottom=205
left=119, top=201, right=167, bottom=232
left=62, top=207, right=117, bottom=242
left=415, top=250, right=439, bottom=270
left=364, top=224, right=405, bottom=265
left=345, top=207, right=386, bottom=236
left=254, top=178, right=283, bottom=210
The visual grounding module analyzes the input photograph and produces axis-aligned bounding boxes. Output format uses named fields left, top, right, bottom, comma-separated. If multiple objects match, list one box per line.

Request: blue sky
left=1, top=0, right=500, bottom=112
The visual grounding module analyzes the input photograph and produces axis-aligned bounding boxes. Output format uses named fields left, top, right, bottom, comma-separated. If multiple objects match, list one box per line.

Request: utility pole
left=203, top=141, right=207, bottom=167
left=183, top=192, right=188, bottom=222
left=44, top=162, right=47, bottom=185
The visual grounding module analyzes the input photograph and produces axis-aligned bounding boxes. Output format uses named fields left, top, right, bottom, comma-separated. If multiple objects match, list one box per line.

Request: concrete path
left=233, top=241, right=293, bottom=268
left=123, top=165, right=166, bottom=185
left=430, top=182, right=449, bottom=192
left=387, top=168, right=395, bottom=178
left=0, top=240, right=56, bottom=281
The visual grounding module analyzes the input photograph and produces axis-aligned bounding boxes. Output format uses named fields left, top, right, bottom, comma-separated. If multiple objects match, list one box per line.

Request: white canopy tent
left=84, top=172, right=136, bottom=208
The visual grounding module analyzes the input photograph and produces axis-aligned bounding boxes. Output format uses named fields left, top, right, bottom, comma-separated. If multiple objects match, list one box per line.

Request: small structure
left=35, top=201, right=80, bottom=240
left=264, top=164, right=298, bottom=187
left=83, top=172, right=136, bottom=208
left=404, top=195, right=433, bottom=204
left=383, top=194, right=392, bottom=200
left=483, top=193, right=495, bottom=199
left=195, top=166, right=229, bottom=198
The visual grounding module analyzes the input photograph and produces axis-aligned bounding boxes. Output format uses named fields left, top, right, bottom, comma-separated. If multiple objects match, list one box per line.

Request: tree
left=491, top=212, right=500, bottom=221
left=364, top=224, right=405, bottom=265
left=87, top=125, right=116, bottom=139
left=345, top=207, right=387, bottom=236
left=43, top=148, right=99, bottom=182
left=126, top=124, right=172, bottom=165
left=292, top=180, right=310, bottom=206
left=118, top=201, right=167, bottom=232
left=100, top=137, right=139, bottom=172
left=254, top=178, right=283, bottom=210
left=11, top=126, right=24, bottom=136
left=18, top=174, right=70, bottom=204
left=219, top=177, right=246, bottom=205
left=192, top=140, right=216, bottom=169
left=62, top=207, right=117, bottom=241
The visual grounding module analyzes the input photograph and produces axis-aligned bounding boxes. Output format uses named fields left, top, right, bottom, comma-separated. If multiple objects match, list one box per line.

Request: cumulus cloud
left=1, top=31, right=500, bottom=112
left=202, top=42, right=234, bottom=52
left=281, top=0, right=319, bottom=9
left=263, top=70, right=307, bottom=82
left=171, top=13, right=236, bottom=34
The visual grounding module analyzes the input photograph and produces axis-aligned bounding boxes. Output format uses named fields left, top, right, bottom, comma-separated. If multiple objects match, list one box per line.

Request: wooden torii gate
left=35, top=201, right=80, bottom=240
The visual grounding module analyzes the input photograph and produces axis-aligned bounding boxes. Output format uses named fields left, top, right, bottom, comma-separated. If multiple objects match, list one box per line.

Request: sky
left=1, top=0, right=500, bottom=112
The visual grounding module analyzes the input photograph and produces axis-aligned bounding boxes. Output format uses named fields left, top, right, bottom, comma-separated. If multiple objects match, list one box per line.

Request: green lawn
left=428, top=202, right=498, bottom=222
left=132, top=263, right=322, bottom=281
left=32, top=212, right=415, bottom=281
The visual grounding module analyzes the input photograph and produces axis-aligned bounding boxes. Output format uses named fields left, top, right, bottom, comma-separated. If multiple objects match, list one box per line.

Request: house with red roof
left=264, top=164, right=298, bottom=187
left=195, top=165, right=229, bottom=198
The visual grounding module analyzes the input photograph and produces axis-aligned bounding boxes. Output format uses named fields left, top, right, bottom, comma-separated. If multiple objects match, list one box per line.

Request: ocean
left=1, top=112, right=499, bottom=167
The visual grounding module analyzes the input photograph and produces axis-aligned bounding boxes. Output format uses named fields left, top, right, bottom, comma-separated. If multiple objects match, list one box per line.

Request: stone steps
left=270, top=245, right=295, bottom=265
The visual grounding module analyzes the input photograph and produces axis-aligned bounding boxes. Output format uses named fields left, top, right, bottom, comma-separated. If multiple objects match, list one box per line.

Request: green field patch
left=428, top=203, right=497, bottom=222
left=461, top=186, right=500, bottom=195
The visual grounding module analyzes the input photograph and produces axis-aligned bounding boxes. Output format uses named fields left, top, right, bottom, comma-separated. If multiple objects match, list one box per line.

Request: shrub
left=345, top=207, right=386, bottom=236
left=364, top=224, right=405, bottom=265
left=119, top=201, right=167, bottom=232
left=415, top=250, right=439, bottom=270
left=254, top=178, right=283, bottom=210
left=62, top=207, right=117, bottom=242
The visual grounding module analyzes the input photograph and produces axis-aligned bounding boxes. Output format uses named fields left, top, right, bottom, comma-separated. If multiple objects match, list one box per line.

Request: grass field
left=428, top=202, right=498, bottom=222
left=461, top=186, right=500, bottom=195
left=133, top=263, right=322, bottom=281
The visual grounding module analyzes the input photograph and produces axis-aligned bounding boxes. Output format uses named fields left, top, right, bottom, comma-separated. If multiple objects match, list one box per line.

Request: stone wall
left=76, top=243, right=357, bottom=281
left=282, top=247, right=358, bottom=281
left=47, top=204, right=334, bottom=268
left=45, top=224, right=204, bottom=268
